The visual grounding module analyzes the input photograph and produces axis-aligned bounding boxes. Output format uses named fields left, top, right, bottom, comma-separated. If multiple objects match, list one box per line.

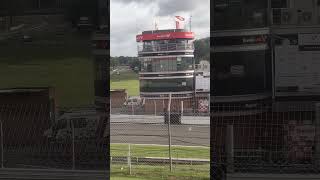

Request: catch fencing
left=110, top=94, right=210, bottom=179
left=111, top=93, right=210, bottom=116
left=0, top=103, right=108, bottom=172
left=211, top=101, right=320, bottom=180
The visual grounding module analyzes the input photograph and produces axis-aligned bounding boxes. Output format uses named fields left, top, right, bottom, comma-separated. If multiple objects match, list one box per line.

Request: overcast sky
left=110, top=0, right=210, bottom=57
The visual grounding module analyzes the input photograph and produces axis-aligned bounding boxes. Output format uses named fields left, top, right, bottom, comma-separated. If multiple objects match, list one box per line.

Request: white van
left=123, top=96, right=145, bottom=106
left=44, top=109, right=104, bottom=142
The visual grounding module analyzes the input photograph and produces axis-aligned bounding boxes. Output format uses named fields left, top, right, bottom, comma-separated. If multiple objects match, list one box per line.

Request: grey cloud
left=110, top=0, right=210, bottom=56
left=157, top=0, right=198, bottom=16
left=115, top=0, right=203, bottom=16
left=115, top=0, right=156, bottom=4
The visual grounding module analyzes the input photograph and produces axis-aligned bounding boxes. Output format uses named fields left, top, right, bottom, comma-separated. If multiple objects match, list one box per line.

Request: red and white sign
left=175, top=16, right=185, bottom=29
left=136, top=32, right=194, bottom=42
left=198, top=99, right=209, bottom=112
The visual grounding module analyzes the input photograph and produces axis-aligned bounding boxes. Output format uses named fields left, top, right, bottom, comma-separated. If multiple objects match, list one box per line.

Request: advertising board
left=275, top=33, right=320, bottom=97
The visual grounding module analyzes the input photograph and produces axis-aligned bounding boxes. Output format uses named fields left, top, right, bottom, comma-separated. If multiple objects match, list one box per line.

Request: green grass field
left=0, top=35, right=95, bottom=107
left=111, top=144, right=210, bottom=159
left=111, top=164, right=210, bottom=180
left=111, top=177, right=149, bottom=180
left=110, top=70, right=139, bottom=96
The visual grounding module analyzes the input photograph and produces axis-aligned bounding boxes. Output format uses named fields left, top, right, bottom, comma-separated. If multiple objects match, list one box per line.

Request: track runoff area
left=110, top=114, right=210, bottom=163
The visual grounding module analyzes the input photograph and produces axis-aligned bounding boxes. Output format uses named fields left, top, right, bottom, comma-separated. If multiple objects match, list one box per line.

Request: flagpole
left=189, top=15, right=192, bottom=31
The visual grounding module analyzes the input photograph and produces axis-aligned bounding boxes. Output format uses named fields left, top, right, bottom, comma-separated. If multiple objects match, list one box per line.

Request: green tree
left=110, top=57, right=118, bottom=70
left=194, top=37, right=210, bottom=64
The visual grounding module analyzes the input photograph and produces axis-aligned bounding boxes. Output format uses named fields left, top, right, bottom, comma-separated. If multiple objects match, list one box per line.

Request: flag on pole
left=155, top=20, right=158, bottom=30
left=175, top=16, right=185, bottom=21
left=175, top=16, right=185, bottom=29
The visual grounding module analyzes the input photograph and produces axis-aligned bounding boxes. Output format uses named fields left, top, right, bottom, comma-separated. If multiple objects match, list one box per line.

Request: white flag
left=175, top=16, right=185, bottom=29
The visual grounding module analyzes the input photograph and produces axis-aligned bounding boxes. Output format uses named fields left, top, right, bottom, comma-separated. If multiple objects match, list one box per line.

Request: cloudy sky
left=110, top=0, right=210, bottom=57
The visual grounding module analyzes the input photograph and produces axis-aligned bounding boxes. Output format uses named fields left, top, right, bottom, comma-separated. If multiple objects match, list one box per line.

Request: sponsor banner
left=230, top=65, right=245, bottom=76
left=213, top=34, right=268, bottom=46
left=275, top=39, right=320, bottom=96
left=298, top=33, right=320, bottom=46
left=136, top=32, right=194, bottom=42
left=299, top=45, right=320, bottom=51
left=298, top=33, right=320, bottom=51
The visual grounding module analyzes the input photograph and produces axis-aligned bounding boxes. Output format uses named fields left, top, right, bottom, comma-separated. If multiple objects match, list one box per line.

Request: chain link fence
left=211, top=100, right=320, bottom=179
left=110, top=94, right=210, bottom=179
left=0, top=103, right=108, bottom=171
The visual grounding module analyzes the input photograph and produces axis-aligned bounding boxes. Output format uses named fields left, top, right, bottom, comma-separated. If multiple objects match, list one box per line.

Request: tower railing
left=271, top=8, right=318, bottom=26
left=138, top=43, right=194, bottom=54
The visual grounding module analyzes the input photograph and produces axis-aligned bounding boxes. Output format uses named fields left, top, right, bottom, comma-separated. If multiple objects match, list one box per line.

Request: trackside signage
left=299, top=33, right=320, bottom=51
left=136, top=32, right=194, bottom=42
left=275, top=33, right=320, bottom=97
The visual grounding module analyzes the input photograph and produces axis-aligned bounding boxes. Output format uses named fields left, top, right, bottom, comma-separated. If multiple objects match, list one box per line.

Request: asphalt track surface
left=110, top=115, right=210, bottom=146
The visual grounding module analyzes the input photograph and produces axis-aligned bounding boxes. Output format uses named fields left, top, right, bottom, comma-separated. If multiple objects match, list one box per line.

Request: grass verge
left=111, top=143, right=209, bottom=160
left=111, top=164, right=210, bottom=180
left=110, top=70, right=139, bottom=96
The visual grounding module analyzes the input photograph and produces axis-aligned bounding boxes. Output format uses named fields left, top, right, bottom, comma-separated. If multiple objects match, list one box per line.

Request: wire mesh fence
left=211, top=100, right=320, bottom=179
left=110, top=94, right=210, bottom=179
left=0, top=103, right=108, bottom=171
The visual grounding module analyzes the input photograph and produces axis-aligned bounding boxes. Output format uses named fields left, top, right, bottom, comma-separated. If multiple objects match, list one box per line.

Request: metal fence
left=211, top=101, right=320, bottom=179
left=137, top=43, right=194, bottom=54
left=111, top=94, right=210, bottom=116
left=0, top=103, right=108, bottom=173
left=110, top=94, right=210, bottom=179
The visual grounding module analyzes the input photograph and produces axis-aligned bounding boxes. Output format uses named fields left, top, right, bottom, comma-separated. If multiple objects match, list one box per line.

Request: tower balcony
left=138, top=43, right=194, bottom=55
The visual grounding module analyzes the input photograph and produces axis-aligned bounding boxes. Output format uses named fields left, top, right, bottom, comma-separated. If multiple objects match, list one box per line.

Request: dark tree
left=194, top=37, right=210, bottom=64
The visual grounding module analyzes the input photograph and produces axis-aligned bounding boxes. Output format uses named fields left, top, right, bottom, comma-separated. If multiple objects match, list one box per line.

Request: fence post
left=167, top=93, right=173, bottom=172
left=162, top=100, right=165, bottom=110
left=181, top=101, right=184, bottom=117
left=128, top=144, right=132, bottom=175
left=110, top=99, right=112, bottom=114
left=226, top=125, right=234, bottom=173
left=315, top=103, right=320, bottom=167
left=71, top=119, right=75, bottom=170
left=0, top=120, right=3, bottom=168
left=208, top=94, right=210, bottom=114
left=154, top=100, right=157, bottom=116
left=131, top=99, right=134, bottom=115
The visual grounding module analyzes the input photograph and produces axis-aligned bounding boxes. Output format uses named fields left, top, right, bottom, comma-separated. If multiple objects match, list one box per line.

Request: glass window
left=140, top=78, right=194, bottom=92
left=72, top=118, right=87, bottom=128
left=55, top=120, right=67, bottom=129
left=271, top=0, right=288, bottom=8
left=214, top=0, right=268, bottom=30
left=213, top=50, right=271, bottom=96
left=140, top=57, right=194, bottom=72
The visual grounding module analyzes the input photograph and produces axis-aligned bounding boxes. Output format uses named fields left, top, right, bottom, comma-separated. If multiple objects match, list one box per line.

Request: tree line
left=111, top=37, right=210, bottom=70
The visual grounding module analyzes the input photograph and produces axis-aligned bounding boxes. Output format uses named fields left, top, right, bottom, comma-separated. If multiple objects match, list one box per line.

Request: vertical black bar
left=92, top=0, right=109, bottom=177
left=210, top=1, right=214, bottom=179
